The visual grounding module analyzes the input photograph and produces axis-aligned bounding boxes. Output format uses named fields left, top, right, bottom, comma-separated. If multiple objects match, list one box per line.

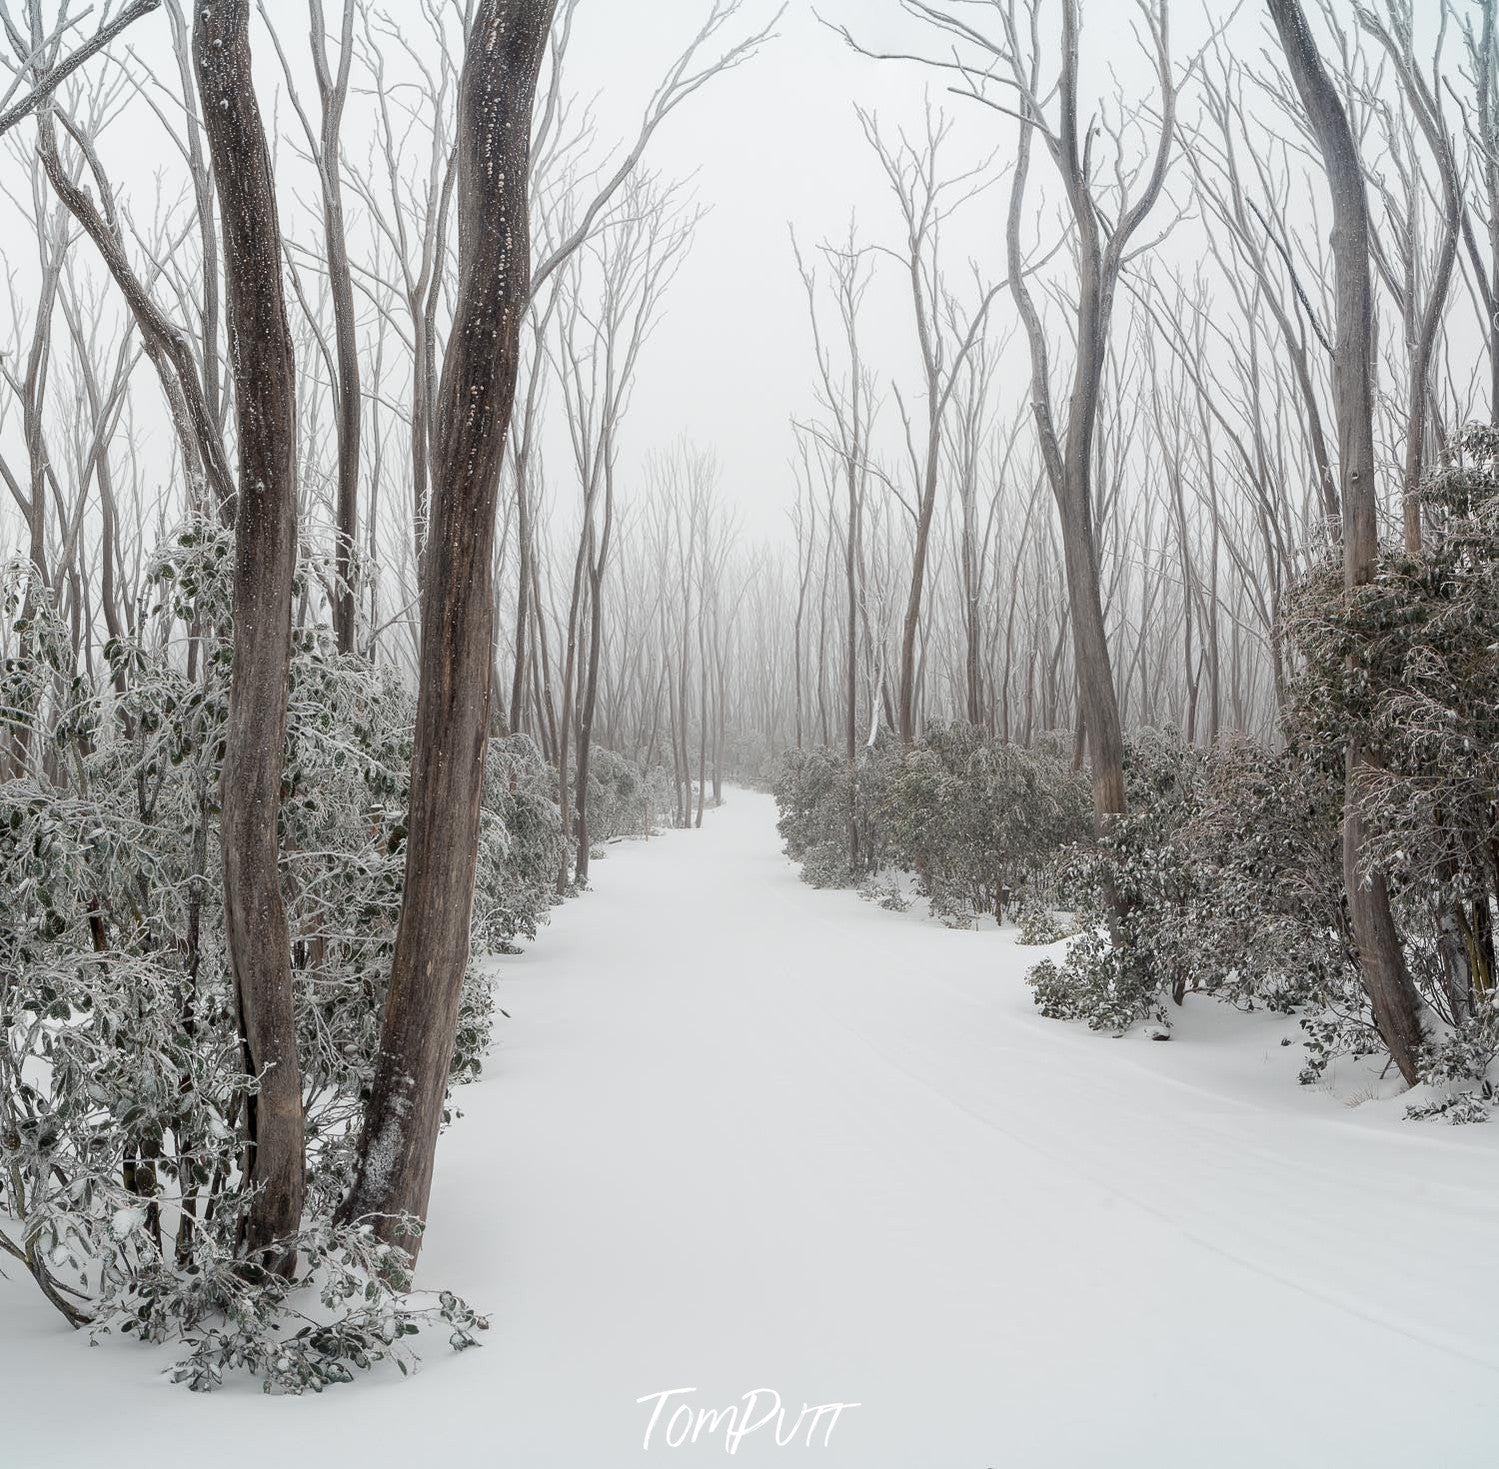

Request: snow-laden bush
left=773, top=729, right=1085, bottom=922
left=1029, top=473, right=1499, bottom=1102
left=1026, top=730, right=1354, bottom=1034
left=0, top=522, right=562, bottom=1386
left=114, top=1215, right=487, bottom=1394
left=717, top=726, right=782, bottom=792
left=474, top=734, right=568, bottom=956
left=581, top=745, right=672, bottom=843
left=858, top=872, right=912, bottom=912
left=1012, top=892, right=1074, bottom=946
left=1282, top=426, right=1499, bottom=1032
left=876, top=723, right=1090, bottom=925
left=1405, top=1088, right=1495, bottom=1125
left=1268, top=421, right=1499, bottom=1093
left=773, top=742, right=894, bottom=881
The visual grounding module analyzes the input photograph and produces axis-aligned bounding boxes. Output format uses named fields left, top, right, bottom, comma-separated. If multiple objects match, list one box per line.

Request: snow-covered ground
left=5, top=789, right=1498, bottom=1466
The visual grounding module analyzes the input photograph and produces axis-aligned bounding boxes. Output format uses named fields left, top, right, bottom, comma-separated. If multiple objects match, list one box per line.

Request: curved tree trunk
left=340, top=0, right=556, bottom=1258
left=1267, top=0, right=1425, bottom=1086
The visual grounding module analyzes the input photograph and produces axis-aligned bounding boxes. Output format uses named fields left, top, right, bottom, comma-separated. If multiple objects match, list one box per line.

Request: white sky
left=544, top=0, right=1177, bottom=539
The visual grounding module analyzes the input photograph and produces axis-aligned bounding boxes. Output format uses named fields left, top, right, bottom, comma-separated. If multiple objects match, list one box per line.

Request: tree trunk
left=312, top=0, right=362, bottom=654
left=194, top=0, right=305, bottom=1271
left=340, top=0, right=556, bottom=1256
left=1268, top=0, right=1425, bottom=1086
left=575, top=477, right=614, bottom=883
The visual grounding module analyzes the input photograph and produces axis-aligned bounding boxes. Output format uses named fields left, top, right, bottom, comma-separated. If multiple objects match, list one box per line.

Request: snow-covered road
left=6, top=789, right=1499, bottom=1466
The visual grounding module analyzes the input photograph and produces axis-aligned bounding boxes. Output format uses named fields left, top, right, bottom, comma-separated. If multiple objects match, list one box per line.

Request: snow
left=5, top=788, right=1499, bottom=1466
left=109, top=1206, right=146, bottom=1241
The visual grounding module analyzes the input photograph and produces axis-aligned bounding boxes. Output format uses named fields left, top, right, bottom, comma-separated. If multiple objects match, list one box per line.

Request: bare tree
left=1357, top=0, right=1462, bottom=553
left=553, top=179, right=695, bottom=885
left=1267, top=0, right=1426, bottom=1086
left=194, top=0, right=306, bottom=1269
left=340, top=0, right=557, bottom=1257
left=263, top=0, right=362, bottom=651
left=841, top=0, right=1181, bottom=836
left=0, top=0, right=159, bottom=137
left=859, top=105, right=1002, bottom=746
left=793, top=226, right=876, bottom=864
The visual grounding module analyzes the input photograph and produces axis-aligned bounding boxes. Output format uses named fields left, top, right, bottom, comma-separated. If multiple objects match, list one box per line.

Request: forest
left=2, top=0, right=1497, bottom=1464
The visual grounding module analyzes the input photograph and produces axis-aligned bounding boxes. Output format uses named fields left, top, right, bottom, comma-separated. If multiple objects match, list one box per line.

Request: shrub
left=858, top=872, right=912, bottom=912
left=1013, top=892, right=1073, bottom=946
left=773, top=742, right=894, bottom=882
left=773, top=729, right=1085, bottom=917
left=581, top=745, right=673, bottom=844
left=0, top=522, right=555, bottom=1385
left=877, top=723, right=1090, bottom=925
left=1275, top=422, right=1499, bottom=1070
left=1024, top=730, right=1204, bottom=1030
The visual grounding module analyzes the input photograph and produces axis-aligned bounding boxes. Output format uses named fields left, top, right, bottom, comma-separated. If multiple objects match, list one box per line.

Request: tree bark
left=194, top=0, right=305, bottom=1270
left=310, top=0, right=362, bottom=654
left=1267, top=0, right=1425, bottom=1086
left=1004, top=0, right=1172, bottom=834
left=340, top=0, right=556, bottom=1256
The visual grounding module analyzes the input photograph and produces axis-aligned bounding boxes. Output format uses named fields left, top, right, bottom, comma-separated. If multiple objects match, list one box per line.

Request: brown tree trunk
left=574, top=484, right=614, bottom=883
left=1268, top=0, right=1425, bottom=1086
left=194, top=0, right=305, bottom=1271
left=897, top=425, right=939, bottom=748
left=340, top=0, right=556, bottom=1256
left=311, top=0, right=362, bottom=654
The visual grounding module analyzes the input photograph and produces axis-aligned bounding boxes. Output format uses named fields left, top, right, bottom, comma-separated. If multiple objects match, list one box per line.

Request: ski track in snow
left=4, top=788, right=1499, bottom=1467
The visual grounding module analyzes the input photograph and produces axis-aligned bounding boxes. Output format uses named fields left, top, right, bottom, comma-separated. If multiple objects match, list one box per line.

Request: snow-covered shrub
left=876, top=723, right=1090, bottom=925
left=581, top=745, right=672, bottom=842
left=717, top=726, right=781, bottom=792
left=1177, top=736, right=1352, bottom=1014
left=1405, top=1089, right=1494, bottom=1125
left=1027, top=726, right=1368, bottom=1040
left=773, top=742, right=894, bottom=883
left=1013, top=892, right=1073, bottom=946
left=797, top=839, right=853, bottom=889
left=774, top=746, right=849, bottom=864
left=1025, top=865, right=1171, bottom=1032
left=1417, top=1003, right=1499, bottom=1087
left=116, top=1216, right=486, bottom=1394
left=1025, top=730, right=1204, bottom=1030
left=858, top=872, right=912, bottom=912
left=1296, top=1010, right=1384, bottom=1085
left=774, top=730, right=1085, bottom=915
left=1277, top=422, right=1499, bottom=1070
left=474, top=733, right=567, bottom=953
left=0, top=522, right=548, bottom=1384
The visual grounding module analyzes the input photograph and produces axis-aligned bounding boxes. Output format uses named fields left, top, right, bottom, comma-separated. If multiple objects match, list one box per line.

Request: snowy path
left=6, top=789, right=1499, bottom=1466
